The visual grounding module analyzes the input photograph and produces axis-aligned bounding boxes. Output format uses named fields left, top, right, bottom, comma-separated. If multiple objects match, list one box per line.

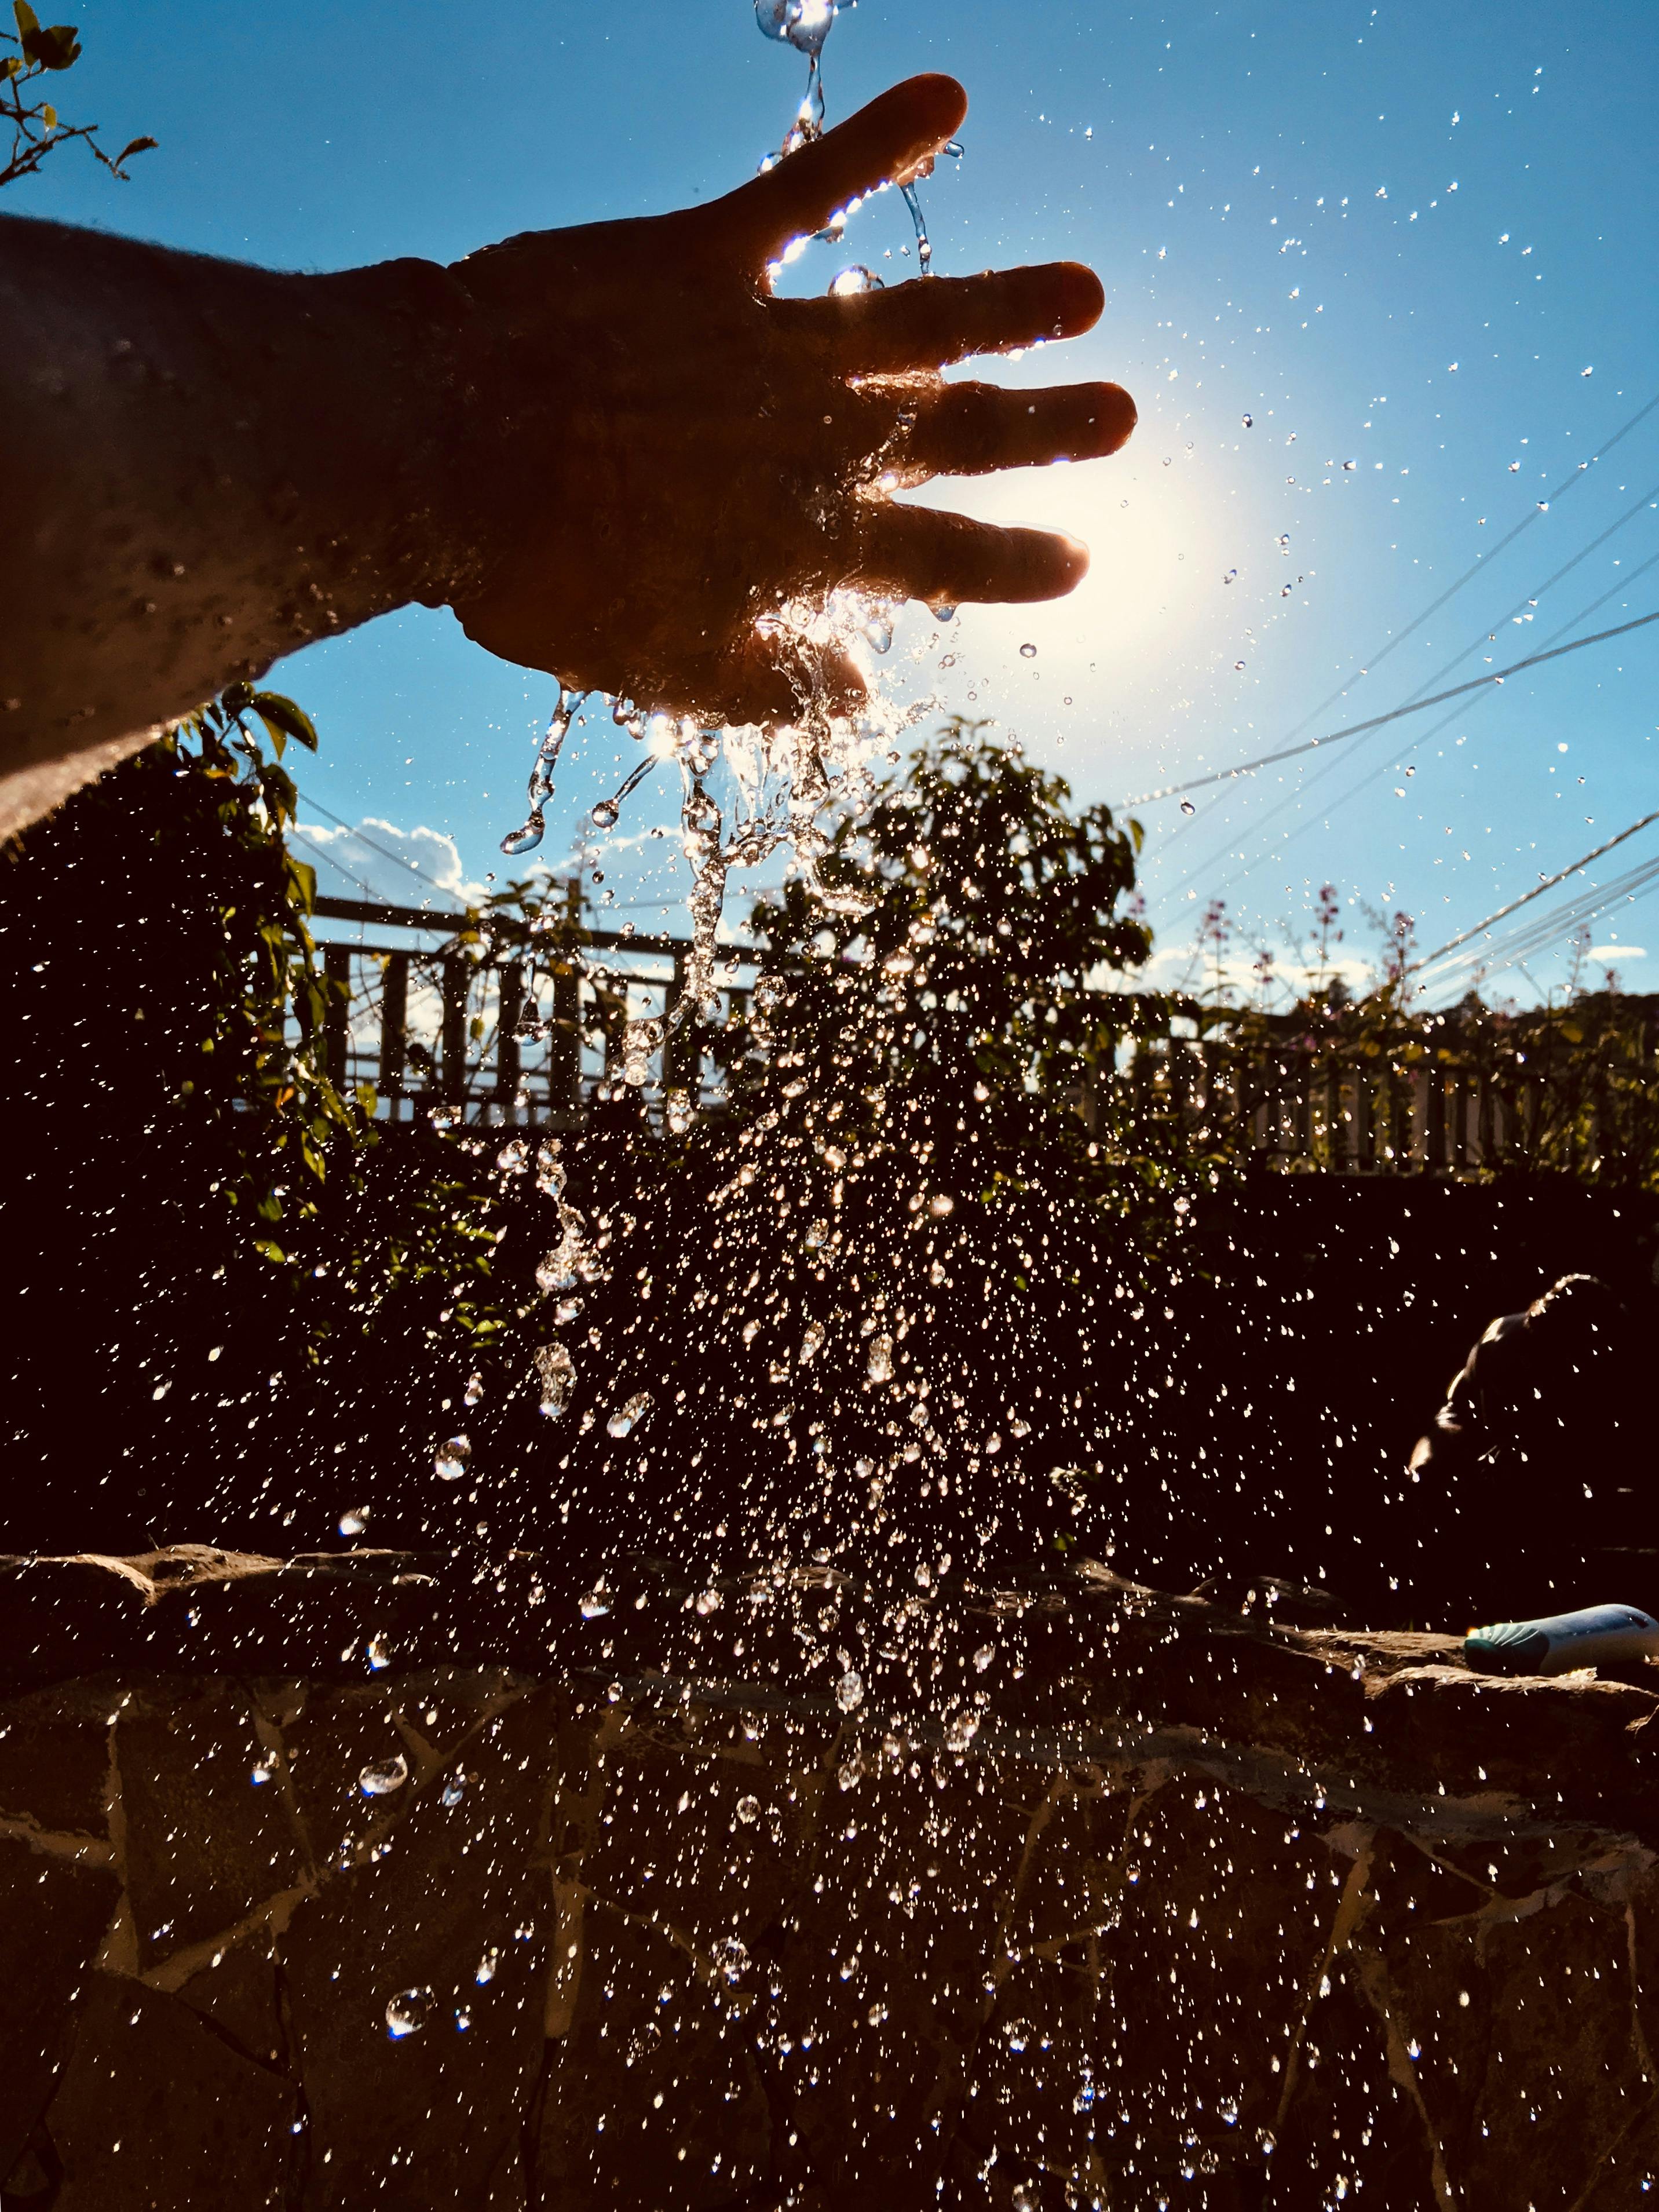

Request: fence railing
left=304, top=893, right=754, bottom=1126
left=1079, top=1001, right=1659, bottom=1181
left=299, top=898, right=1659, bottom=1174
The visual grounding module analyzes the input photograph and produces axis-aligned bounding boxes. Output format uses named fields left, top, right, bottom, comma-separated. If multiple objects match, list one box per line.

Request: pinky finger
left=719, top=627, right=869, bottom=727
left=850, top=503, right=1088, bottom=607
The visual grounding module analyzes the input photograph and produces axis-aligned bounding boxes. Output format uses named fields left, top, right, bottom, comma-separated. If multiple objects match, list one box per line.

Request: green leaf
left=11, top=2, right=39, bottom=38
left=250, top=691, right=318, bottom=751
left=21, top=20, right=80, bottom=69
left=0, top=57, right=19, bottom=79
left=284, top=855, right=318, bottom=913
left=254, top=1238, right=288, bottom=1264
left=221, top=681, right=254, bottom=715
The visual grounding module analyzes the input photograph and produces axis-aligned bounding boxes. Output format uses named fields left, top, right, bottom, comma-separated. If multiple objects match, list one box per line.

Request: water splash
left=487, top=8, right=948, bottom=954
left=500, top=687, right=583, bottom=857
left=359, top=1753, right=410, bottom=1797
left=385, top=1987, right=433, bottom=2039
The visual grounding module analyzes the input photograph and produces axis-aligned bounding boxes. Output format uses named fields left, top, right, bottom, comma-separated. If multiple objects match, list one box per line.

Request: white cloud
left=1589, top=945, right=1645, bottom=962
left=291, top=816, right=486, bottom=910
left=1131, top=941, right=1377, bottom=1002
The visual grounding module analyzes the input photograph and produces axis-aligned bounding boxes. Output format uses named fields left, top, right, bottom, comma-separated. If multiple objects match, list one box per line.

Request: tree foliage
left=2, top=1, right=155, bottom=191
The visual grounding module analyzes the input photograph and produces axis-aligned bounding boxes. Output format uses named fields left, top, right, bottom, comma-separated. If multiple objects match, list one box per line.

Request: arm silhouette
left=0, top=75, right=1132, bottom=834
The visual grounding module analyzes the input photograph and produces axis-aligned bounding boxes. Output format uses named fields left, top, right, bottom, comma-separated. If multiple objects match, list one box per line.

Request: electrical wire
left=1187, top=539, right=1659, bottom=903
left=1123, top=605, right=1659, bottom=812
left=288, top=827, right=391, bottom=908
left=292, top=788, right=459, bottom=900
left=1127, top=385, right=1659, bottom=822
left=1415, top=807, right=1659, bottom=973
left=1153, top=483, right=1659, bottom=912
left=1423, top=852, right=1659, bottom=996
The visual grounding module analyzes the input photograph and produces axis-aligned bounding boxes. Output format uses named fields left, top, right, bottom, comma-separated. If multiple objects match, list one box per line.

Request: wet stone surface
left=0, top=1551, right=1657, bottom=2206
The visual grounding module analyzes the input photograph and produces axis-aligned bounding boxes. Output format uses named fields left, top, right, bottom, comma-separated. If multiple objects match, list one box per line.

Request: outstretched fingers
left=850, top=504, right=1088, bottom=606
left=901, top=379, right=1136, bottom=477
left=783, top=262, right=1105, bottom=373
left=728, top=74, right=967, bottom=258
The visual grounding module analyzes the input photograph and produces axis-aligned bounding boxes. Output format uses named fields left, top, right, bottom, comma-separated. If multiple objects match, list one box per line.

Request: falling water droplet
left=441, top=1772, right=467, bottom=1808
left=717, top=1936, right=749, bottom=1984
left=338, top=1507, right=368, bottom=1538
left=606, top=1390, right=652, bottom=1439
left=250, top=1752, right=279, bottom=1786
left=500, top=812, right=545, bottom=857
left=366, top=1632, right=393, bottom=1671
left=898, top=180, right=933, bottom=272
left=1242, top=413, right=1254, bottom=428
left=580, top=1582, right=612, bottom=1620
left=435, top=1436, right=470, bottom=1482
left=836, top=1669, right=864, bottom=1711
left=385, top=1988, right=433, bottom=2040
left=736, top=1794, right=761, bottom=1824
left=591, top=798, right=619, bottom=831
left=1180, top=798, right=1197, bottom=816
left=1019, top=642, right=1037, bottom=658
left=475, top=1947, right=500, bottom=1985
left=359, top=1754, right=409, bottom=1797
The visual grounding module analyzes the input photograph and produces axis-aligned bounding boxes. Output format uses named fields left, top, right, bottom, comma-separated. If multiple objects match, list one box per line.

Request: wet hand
left=445, top=74, right=1134, bottom=727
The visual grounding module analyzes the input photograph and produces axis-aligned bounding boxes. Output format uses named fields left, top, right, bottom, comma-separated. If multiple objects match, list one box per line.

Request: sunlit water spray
left=469, top=0, right=1008, bottom=1598
left=494, top=0, right=957, bottom=1093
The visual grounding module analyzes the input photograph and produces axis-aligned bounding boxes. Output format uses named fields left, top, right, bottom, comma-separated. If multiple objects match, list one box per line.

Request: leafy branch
left=2, top=2, right=155, bottom=192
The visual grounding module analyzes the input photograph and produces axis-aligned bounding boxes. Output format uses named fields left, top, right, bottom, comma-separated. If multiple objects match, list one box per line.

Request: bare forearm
left=0, top=79, right=1134, bottom=835
left=0, top=214, right=480, bottom=833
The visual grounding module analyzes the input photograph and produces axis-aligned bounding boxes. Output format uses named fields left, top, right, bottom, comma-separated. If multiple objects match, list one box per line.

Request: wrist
left=313, top=254, right=494, bottom=612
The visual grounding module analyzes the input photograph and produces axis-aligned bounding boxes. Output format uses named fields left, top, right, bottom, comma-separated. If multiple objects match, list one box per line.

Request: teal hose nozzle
left=1464, top=1603, right=1659, bottom=1678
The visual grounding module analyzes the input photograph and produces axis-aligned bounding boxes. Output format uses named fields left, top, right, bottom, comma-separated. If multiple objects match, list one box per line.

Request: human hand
left=445, top=75, right=1133, bottom=725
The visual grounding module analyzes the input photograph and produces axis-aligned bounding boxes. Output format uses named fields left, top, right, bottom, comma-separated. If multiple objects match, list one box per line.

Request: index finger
left=723, top=74, right=967, bottom=258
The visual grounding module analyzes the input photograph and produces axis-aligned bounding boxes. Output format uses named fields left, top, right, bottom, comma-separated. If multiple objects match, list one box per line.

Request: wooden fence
left=304, top=894, right=751, bottom=1126
left=301, top=898, right=1659, bottom=1177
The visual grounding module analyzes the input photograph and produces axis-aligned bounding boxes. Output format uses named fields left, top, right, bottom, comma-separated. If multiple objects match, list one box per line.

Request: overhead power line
left=1120, top=607, right=1659, bottom=811
left=1181, top=538, right=1659, bottom=907
left=1422, top=851, right=1659, bottom=995
left=293, top=787, right=458, bottom=900
left=1413, top=806, right=1659, bottom=974
left=288, top=827, right=388, bottom=906
left=1169, top=385, right=1659, bottom=790
left=1133, top=385, right=1659, bottom=831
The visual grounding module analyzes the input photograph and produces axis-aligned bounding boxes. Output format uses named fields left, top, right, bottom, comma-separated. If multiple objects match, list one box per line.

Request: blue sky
left=17, top=1, right=1659, bottom=998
